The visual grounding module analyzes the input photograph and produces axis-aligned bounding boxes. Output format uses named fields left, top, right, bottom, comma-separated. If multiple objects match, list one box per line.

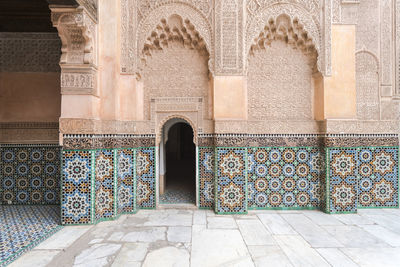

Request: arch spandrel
left=246, top=3, right=322, bottom=73
left=157, top=115, right=198, bottom=146
left=137, top=3, right=214, bottom=75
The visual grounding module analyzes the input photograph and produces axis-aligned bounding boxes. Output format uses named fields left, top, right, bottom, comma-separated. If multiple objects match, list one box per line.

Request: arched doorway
left=159, top=119, right=196, bottom=205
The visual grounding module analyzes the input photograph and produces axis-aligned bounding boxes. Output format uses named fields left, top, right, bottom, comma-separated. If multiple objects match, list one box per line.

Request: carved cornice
left=50, top=6, right=97, bottom=66
left=0, top=122, right=59, bottom=144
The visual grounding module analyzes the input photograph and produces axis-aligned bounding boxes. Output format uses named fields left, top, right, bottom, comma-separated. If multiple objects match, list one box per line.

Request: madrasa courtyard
left=1, top=0, right=400, bottom=266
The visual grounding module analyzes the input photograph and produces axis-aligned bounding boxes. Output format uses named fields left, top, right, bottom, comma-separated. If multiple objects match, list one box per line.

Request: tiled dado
left=326, top=147, right=399, bottom=214
left=0, top=145, right=61, bottom=205
left=215, top=148, right=248, bottom=214
left=198, top=138, right=398, bottom=215
left=247, top=147, right=324, bottom=210
left=61, top=147, right=155, bottom=225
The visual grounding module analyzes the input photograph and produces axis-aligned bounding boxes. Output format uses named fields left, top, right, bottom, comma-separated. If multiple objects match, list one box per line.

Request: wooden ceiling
left=0, top=0, right=77, bottom=32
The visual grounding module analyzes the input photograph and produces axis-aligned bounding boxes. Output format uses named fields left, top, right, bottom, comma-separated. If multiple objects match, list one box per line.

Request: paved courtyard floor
left=9, top=208, right=400, bottom=267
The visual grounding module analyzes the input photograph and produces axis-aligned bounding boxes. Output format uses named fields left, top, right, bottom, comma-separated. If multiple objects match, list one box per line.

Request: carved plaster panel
left=214, top=0, right=244, bottom=74
left=76, top=0, right=98, bottom=21
left=0, top=122, right=59, bottom=144
left=121, top=0, right=214, bottom=75
left=245, top=2, right=324, bottom=74
left=0, top=33, right=61, bottom=73
left=51, top=6, right=98, bottom=96
left=332, top=0, right=341, bottom=23
left=51, top=7, right=98, bottom=66
left=396, top=0, right=400, bottom=95
left=248, top=41, right=315, bottom=122
left=356, top=51, right=380, bottom=120
left=380, top=0, right=393, bottom=87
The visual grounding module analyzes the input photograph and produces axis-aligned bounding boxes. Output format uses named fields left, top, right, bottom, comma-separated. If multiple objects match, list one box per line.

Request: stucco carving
left=245, top=2, right=324, bottom=74
left=0, top=33, right=61, bottom=73
left=51, top=6, right=98, bottom=96
left=76, top=0, right=98, bottom=21
left=51, top=7, right=97, bottom=66
left=356, top=51, right=380, bottom=120
left=139, top=15, right=209, bottom=76
left=0, top=122, right=59, bottom=144
left=142, top=38, right=210, bottom=123
left=156, top=114, right=198, bottom=145
left=332, top=0, right=341, bottom=23
left=248, top=40, right=315, bottom=121
left=121, top=0, right=214, bottom=75
left=380, top=0, right=393, bottom=87
left=214, top=0, right=244, bottom=74
left=396, top=0, right=400, bottom=95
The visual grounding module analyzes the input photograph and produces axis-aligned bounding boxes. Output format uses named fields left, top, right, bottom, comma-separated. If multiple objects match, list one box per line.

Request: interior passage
left=161, top=123, right=196, bottom=204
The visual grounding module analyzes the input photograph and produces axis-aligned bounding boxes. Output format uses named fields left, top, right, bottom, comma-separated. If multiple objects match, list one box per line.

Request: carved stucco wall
left=248, top=41, right=313, bottom=121
left=356, top=52, right=380, bottom=120
left=142, top=41, right=211, bottom=123
left=0, top=33, right=61, bottom=143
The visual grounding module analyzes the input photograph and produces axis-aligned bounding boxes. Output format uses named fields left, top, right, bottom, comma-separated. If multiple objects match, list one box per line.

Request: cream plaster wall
left=99, top=0, right=120, bottom=121
left=0, top=72, right=61, bottom=122
left=324, top=25, right=357, bottom=119
left=213, top=76, right=247, bottom=120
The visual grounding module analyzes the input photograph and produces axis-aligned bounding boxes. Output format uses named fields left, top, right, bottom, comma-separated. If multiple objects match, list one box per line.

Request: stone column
left=50, top=4, right=99, bottom=136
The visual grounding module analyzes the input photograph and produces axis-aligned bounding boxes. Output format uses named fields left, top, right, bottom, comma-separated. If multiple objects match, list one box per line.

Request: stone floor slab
left=207, top=216, right=237, bottom=229
left=120, top=227, right=167, bottom=242
left=248, top=245, right=293, bottom=267
left=257, top=214, right=297, bottom=235
left=274, top=235, right=330, bottom=267
left=316, top=248, right=358, bottom=267
left=281, top=214, right=343, bottom=248
left=74, top=243, right=121, bottom=267
left=191, top=225, right=251, bottom=267
left=360, top=224, right=400, bottom=247
left=8, top=250, right=60, bottom=267
left=322, top=225, right=390, bottom=248
left=143, top=246, right=189, bottom=267
left=167, top=226, right=192, bottom=243
left=35, top=226, right=92, bottom=250
left=236, top=219, right=275, bottom=246
left=341, top=248, right=400, bottom=267
left=111, top=243, right=148, bottom=266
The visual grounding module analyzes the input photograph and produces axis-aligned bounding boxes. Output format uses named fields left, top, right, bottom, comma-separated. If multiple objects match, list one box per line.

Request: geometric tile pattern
left=0, top=145, right=61, bottom=205
left=198, top=147, right=215, bottom=209
left=95, top=150, right=115, bottom=221
left=327, top=147, right=399, bottom=213
left=0, top=205, right=62, bottom=266
left=357, top=147, right=398, bottom=209
left=327, top=148, right=359, bottom=213
left=247, top=147, right=323, bottom=210
left=117, top=149, right=136, bottom=214
left=61, top=150, right=94, bottom=225
left=215, top=148, right=247, bottom=214
left=136, top=147, right=156, bottom=209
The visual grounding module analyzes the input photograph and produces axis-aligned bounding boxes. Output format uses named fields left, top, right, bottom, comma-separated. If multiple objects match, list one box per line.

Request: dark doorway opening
left=160, top=122, right=196, bottom=204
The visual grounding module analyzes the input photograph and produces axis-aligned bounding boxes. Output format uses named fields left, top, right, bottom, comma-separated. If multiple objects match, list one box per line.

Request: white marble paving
left=207, top=216, right=237, bottom=229
left=34, top=226, right=92, bottom=250
left=281, top=214, right=343, bottom=248
left=13, top=208, right=400, bottom=266
left=274, top=235, right=331, bottom=267
left=316, top=248, right=358, bottom=267
left=322, top=225, right=390, bottom=248
left=236, top=219, right=275, bottom=246
left=257, top=213, right=297, bottom=235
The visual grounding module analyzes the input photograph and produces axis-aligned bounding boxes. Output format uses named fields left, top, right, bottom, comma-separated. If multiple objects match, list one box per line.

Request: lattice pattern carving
left=249, top=15, right=318, bottom=72
left=141, top=16, right=209, bottom=66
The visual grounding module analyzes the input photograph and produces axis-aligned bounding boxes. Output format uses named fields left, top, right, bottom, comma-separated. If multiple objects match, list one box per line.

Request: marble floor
left=8, top=208, right=400, bottom=267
